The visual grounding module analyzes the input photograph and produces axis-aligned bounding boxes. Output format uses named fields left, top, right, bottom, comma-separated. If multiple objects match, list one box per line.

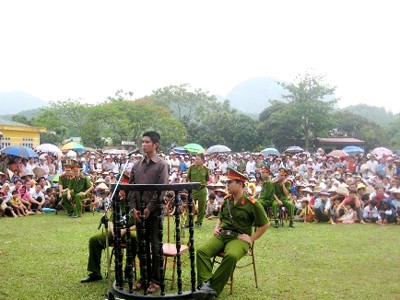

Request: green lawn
left=1, top=213, right=400, bottom=300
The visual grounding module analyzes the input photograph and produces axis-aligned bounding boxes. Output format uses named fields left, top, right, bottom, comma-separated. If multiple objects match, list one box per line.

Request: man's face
left=36, top=185, right=41, bottom=192
left=226, top=179, right=241, bottom=193
left=261, top=170, right=270, bottom=179
left=141, top=136, right=157, bottom=154
left=195, top=156, right=203, bottom=166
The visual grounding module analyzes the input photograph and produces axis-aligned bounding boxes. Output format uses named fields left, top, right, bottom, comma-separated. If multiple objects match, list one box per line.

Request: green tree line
left=12, top=73, right=400, bottom=152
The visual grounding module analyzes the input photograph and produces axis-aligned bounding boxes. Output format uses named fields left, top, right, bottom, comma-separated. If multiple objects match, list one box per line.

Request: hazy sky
left=1, top=0, right=399, bottom=112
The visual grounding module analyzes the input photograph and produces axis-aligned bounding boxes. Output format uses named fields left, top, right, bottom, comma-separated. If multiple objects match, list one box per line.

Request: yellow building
left=0, top=118, right=46, bottom=148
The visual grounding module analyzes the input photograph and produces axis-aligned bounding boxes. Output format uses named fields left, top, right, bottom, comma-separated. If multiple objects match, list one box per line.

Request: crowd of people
left=1, top=146, right=400, bottom=226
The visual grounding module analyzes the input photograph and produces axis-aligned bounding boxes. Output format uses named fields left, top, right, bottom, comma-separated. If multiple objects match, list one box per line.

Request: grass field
left=1, top=212, right=400, bottom=300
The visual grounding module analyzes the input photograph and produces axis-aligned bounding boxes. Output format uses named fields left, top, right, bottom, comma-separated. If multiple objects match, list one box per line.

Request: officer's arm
left=250, top=223, right=268, bottom=243
left=213, top=218, right=222, bottom=236
left=84, top=178, right=94, bottom=196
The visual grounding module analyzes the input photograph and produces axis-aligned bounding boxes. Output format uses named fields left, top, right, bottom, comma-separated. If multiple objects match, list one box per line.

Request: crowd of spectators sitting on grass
left=1, top=147, right=400, bottom=226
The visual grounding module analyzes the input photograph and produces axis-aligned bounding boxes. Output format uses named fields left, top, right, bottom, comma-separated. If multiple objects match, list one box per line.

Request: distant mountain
left=225, top=76, right=285, bottom=115
left=0, top=91, right=48, bottom=115
left=0, top=108, right=42, bottom=121
left=342, top=104, right=395, bottom=125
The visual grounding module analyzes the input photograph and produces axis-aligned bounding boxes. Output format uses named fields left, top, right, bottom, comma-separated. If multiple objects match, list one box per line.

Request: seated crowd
left=1, top=148, right=400, bottom=227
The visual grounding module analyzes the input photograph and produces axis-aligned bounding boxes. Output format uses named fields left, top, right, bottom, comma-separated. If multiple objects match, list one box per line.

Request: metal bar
left=124, top=194, right=134, bottom=293
left=174, top=192, right=183, bottom=294
left=188, top=190, right=196, bottom=292
left=138, top=190, right=149, bottom=295
left=113, top=191, right=124, bottom=289
left=157, top=191, right=165, bottom=296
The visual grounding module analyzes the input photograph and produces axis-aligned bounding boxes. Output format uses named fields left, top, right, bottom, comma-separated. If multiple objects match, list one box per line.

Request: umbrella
left=285, top=146, right=304, bottom=154
left=172, top=146, right=189, bottom=155
left=371, top=147, right=393, bottom=157
left=184, top=143, right=205, bottom=154
left=327, top=150, right=348, bottom=158
left=342, top=146, right=364, bottom=155
left=35, top=143, right=62, bottom=154
left=0, top=146, right=38, bottom=159
left=206, top=145, right=232, bottom=154
left=61, top=142, right=85, bottom=152
left=261, top=147, right=280, bottom=157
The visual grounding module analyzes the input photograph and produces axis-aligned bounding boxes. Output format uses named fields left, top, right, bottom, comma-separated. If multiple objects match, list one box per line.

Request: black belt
left=220, top=229, right=239, bottom=238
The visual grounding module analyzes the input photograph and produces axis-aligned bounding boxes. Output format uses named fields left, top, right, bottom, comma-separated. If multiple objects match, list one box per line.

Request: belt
left=220, top=229, right=239, bottom=238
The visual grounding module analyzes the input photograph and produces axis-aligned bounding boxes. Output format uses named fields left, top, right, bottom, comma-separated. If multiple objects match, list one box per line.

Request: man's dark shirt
left=128, top=154, right=169, bottom=213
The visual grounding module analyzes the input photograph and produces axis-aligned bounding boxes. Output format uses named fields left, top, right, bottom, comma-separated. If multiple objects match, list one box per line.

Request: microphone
left=127, top=148, right=140, bottom=156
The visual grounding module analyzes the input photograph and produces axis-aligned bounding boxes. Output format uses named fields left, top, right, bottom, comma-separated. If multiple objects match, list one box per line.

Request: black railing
left=110, top=182, right=201, bottom=300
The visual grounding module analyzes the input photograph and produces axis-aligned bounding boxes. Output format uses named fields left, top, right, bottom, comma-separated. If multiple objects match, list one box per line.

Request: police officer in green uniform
left=67, top=165, right=93, bottom=217
left=58, top=164, right=74, bottom=215
left=195, top=168, right=269, bottom=299
left=187, top=154, right=210, bottom=228
left=258, top=166, right=281, bottom=228
left=81, top=190, right=137, bottom=283
left=273, top=168, right=295, bottom=227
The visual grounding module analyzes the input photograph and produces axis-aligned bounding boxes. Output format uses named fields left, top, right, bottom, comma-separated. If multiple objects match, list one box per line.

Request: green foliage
left=343, top=103, right=394, bottom=125
left=11, top=114, right=32, bottom=125
left=259, top=73, right=337, bottom=149
left=31, top=94, right=187, bottom=150
left=332, top=110, right=389, bottom=151
left=151, top=85, right=259, bottom=151
left=385, top=115, right=400, bottom=150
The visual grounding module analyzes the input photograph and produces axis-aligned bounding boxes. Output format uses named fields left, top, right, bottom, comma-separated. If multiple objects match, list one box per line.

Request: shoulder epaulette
left=247, top=196, right=256, bottom=204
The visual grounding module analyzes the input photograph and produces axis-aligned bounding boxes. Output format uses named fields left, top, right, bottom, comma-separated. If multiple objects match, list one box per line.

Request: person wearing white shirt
left=245, top=156, right=256, bottom=175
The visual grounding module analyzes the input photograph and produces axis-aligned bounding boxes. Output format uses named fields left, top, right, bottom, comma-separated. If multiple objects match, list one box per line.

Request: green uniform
left=58, top=174, right=74, bottom=214
left=87, top=204, right=137, bottom=274
left=259, top=179, right=278, bottom=219
left=274, top=181, right=295, bottom=219
left=196, top=192, right=268, bottom=296
left=68, top=175, right=92, bottom=217
left=187, top=165, right=209, bottom=226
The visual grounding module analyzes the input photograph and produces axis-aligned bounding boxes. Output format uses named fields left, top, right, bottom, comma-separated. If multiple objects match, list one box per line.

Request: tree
left=12, top=114, right=32, bottom=126
left=259, top=72, right=337, bottom=149
left=332, top=110, right=388, bottom=151
left=385, top=115, right=400, bottom=150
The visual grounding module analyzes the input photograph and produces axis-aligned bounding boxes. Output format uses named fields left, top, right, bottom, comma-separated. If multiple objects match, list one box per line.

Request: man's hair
left=196, top=153, right=205, bottom=161
left=143, top=131, right=160, bottom=146
left=234, top=179, right=245, bottom=188
left=208, top=193, right=216, bottom=200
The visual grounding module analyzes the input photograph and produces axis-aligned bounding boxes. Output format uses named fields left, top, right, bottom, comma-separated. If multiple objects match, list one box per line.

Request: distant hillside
left=225, top=76, right=285, bottom=115
left=0, top=108, right=42, bottom=121
left=0, top=91, right=48, bottom=115
left=342, top=104, right=395, bottom=125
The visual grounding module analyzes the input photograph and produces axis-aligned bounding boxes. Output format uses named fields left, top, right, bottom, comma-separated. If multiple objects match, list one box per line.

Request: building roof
left=316, top=137, right=365, bottom=145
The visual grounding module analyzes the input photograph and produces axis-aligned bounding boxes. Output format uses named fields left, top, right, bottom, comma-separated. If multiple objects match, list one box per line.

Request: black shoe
left=193, top=281, right=217, bottom=300
left=81, top=273, right=103, bottom=283
left=274, top=219, right=279, bottom=228
left=289, top=220, right=295, bottom=228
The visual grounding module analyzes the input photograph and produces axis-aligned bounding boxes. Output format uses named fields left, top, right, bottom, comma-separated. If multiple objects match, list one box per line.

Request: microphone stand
left=103, top=152, right=136, bottom=300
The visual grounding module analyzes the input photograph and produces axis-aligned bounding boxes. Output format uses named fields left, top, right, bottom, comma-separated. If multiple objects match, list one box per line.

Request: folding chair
left=212, top=241, right=258, bottom=294
left=163, top=200, right=189, bottom=289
